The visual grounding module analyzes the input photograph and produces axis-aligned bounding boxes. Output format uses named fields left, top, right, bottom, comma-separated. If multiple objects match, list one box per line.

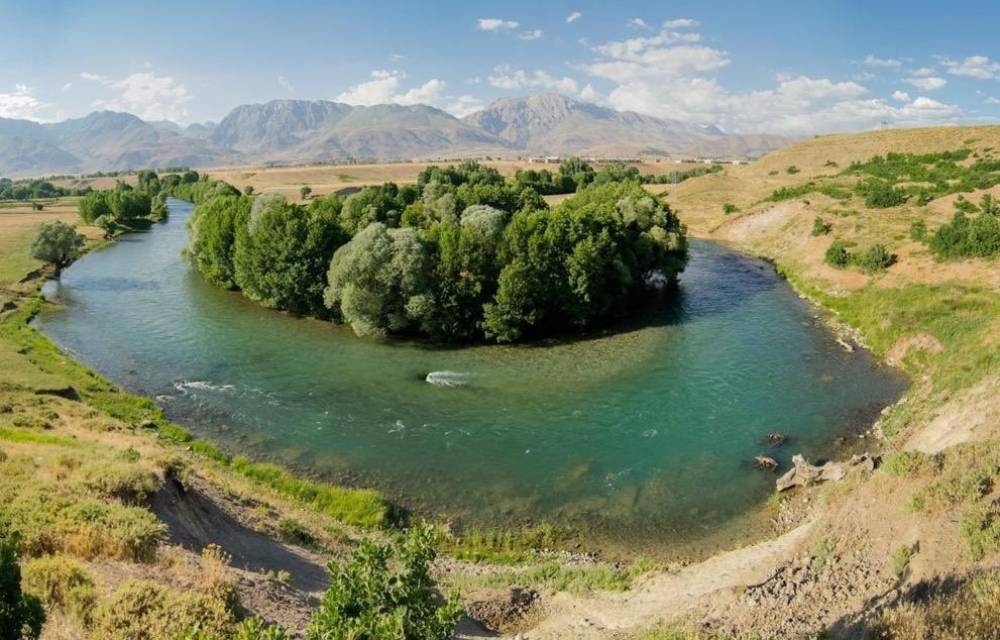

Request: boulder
left=754, top=455, right=780, bottom=471
left=776, top=453, right=875, bottom=492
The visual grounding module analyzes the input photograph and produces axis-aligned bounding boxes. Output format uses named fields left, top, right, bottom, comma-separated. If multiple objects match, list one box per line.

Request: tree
left=243, top=185, right=255, bottom=196
left=300, top=185, right=312, bottom=200
left=0, top=539, right=45, bottom=640
left=324, top=223, right=434, bottom=337
left=306, top=525, right=460, bottom=640
left=29, top=221, right=85, bottom=272
left=78, top=191, right=111, bottom=223
left=188, top=195, right=251, bottom=289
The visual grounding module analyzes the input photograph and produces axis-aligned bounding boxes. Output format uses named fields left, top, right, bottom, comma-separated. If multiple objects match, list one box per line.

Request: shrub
left=277, top=518, right=313, bottom=546
left=909, top=219, right=927, bottom=241
left=786, top=165, right=800, bottom=174
left=0, top=539, right=45, bottom=640
left=929, top=211, right=1000, bottom=260
left=824, top=239, right=852, bottom=267
left=811, top=216, right=832, bottom=236
left=89, top=580, right=235, bottom=640
left=891, top=543, right=918, bottom=577
left=21, top=555, right=96, bottom=627
left=306, top=524, right=461, bottom=640
left=854, top=244, right=895, bottom=273
left=722, top=203, right=738, bottom=214
left=882, top=451, right=936, bottom=477
left=959, top=502, right=1000, bottom=560
left=77, top=461, right=159, bottom=504
left=860, top=181, right=908, bottom=208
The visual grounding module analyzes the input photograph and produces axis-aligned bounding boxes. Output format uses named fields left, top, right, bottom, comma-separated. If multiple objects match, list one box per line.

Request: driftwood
left=776, top=453, right=876, bottom=492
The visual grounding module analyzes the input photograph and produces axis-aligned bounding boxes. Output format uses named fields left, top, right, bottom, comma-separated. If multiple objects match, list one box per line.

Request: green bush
left=882, top=451, right=936, bottom=477
left=824, top=239, right=852, bottom=267
left=811, top=216, right=832, bottom=236
left=306, top=524, right=461, bottom=640
left=858, top=180, right=908, bottom=208
left=0, top=539, right=45, bottom=640
left=959, top=502, right=1000, bottom=560
left=29, top=221, right=85, bottom=272
left=909, top=219, right=927, bottom=241
left=929, top=211, right=1000, bottom=260
left=890, top=543, right=918, bottom=577
left=89, top=580, right=235, bottom=640
left=854, top=244, right=895, bottom=273
left=21, top=555, right=96, bottom=627
left=786, top=165, right=800, bottom=174
left=77, top=461, right=159, bottom=505
left=722, top=202, right=738, bottom=214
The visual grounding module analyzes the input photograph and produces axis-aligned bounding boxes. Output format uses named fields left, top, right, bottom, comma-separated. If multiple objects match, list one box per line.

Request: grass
left=442, top=524, right=568, bottom=564
left=891, top=543, right=918, bottom=577
left=455, top=557, right=654, bottom=595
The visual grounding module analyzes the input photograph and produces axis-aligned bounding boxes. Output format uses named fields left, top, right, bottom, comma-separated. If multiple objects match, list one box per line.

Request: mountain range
left=0, top=93, right=791, bottom=177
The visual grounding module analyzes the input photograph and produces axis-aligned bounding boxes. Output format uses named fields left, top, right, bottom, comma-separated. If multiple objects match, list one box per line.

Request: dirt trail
left=502, top=520, right=815, bottom=640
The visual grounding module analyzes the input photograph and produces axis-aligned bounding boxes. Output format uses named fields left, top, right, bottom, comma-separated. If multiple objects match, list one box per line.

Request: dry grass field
left=0, top=198, right=101, bottom=284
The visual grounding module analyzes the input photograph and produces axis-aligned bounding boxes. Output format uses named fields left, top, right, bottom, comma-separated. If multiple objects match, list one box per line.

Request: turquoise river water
left=36, top=199, right=906, bottom=553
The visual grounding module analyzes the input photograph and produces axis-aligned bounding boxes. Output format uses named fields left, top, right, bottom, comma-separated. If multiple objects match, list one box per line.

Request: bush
left=859, top=180, right=908, bottom=208
left=29, top=221, right=85, bottom=272
left=959, top=502, right=1000, bottom=560
left=854, top=244, right=895, bottom=273
left=910, top=219, right=927, bottom=241
left=811, top=216, right=832, bottom=236
left=21, top=555, right=97, bottom=627
left=89, top=580, right=234, bottom=640
left=77, top=461, right=159, bottom=504
left=722, top=203, right=738, bottom=214
left=929, top=211, right=1000, bottom=260
left=891, top=543, right=918, bottom=577
left=882, top=451, right=936, bottom=477
left=0, top=539, right=45, bottom=640
left=824, top=239, right=852, bottom=267
left=786, top=165, right=800, bottom=174
left=867, top=570, right=1000, bottom=639
left=306, top=524, right=461, bottom=640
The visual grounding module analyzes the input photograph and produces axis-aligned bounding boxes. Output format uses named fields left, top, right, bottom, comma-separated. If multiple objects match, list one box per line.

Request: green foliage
left=811, top=216, right=832, bottom=236
left=722, top=202, right=738, bottom=214
left=21, top=555, right=96, bottom=627
left=183, top=162, right=688, bottom=343
left=28, top=221, right=84, bottom=271
left=959, top=502, right=1000, bottom=560
left=0, top=178, right=74, bottom=202
left=890, top=543, right=917, bottom=577
left=786, top=165, right=801, bottom=174
left=90, top=580, right=234, bottom=640
left=475, top=558, right=653, bottom=594
left=856, top=179, right=908, bottom=208
left=881, top=451, right=936, bottom=477
left=929, top=210, right=1000, bottom=260
left=443, top=524, right=565, bottom=564
left=0, top=539, right=45, bottom=640
left=824, top=239, right=853, bottom=267
left=855, top=243, right=895, bottom=273
left=909, top=219, right=927, bottom=241
left=306, top=524, right=461, bottom=640
left=300, top=185, right=312, bottom=200
left=229, top=456, right=387, bottom=529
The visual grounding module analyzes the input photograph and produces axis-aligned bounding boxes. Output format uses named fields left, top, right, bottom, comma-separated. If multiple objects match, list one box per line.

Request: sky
left=1, top=0, right=999, bottom=135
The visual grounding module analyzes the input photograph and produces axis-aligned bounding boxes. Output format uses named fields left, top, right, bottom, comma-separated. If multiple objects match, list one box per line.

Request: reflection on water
left=36, top=199, right=906, bottom=551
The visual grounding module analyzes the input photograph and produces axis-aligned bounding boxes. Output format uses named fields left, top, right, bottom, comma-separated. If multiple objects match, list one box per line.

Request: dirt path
left=496, top=520, right=815, bottom=640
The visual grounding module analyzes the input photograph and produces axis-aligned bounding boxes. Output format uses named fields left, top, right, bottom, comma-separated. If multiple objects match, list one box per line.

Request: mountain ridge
left=0, top=93, right=791, bottom=177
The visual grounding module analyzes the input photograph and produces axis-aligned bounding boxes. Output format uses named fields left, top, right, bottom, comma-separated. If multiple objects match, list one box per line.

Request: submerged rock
left=754, top=455, right=780, bottom=471
left=776, top=453, right=876, bottom=491
left=767, top=432, right=787, bottom=447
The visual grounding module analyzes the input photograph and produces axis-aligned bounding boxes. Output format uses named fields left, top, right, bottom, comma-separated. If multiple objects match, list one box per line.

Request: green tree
left=188, top=195, right=252, bottom=288
left=324, top=223, right=435, bottom=337
left=28, top=221, right=85, bottom=272
left=300, top=185, right=312, bottom=200
left=0, top=539, right=45, bottom=640
left=78, top=191, right=111, bottom=223
left=306, top=525, right=460, bottom=640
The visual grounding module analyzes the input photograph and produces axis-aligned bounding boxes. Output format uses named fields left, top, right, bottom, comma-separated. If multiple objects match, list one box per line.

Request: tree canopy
left=183, top=161, right=688, bottom=343
left=29, top=221, right=85, bottom=272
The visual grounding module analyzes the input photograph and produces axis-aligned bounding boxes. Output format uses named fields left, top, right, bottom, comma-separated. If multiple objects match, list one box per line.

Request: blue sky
left=2, top=0, right=999, bottom=134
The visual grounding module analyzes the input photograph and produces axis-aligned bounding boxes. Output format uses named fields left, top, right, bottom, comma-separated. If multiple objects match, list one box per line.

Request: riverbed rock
left=754, top=455, right=780, bottom=471
left=776, top=453, right=875, bottom=491
left=767, top=432, right=786, bottom=447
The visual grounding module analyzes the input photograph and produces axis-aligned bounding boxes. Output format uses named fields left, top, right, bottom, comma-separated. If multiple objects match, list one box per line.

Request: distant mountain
left=0, top=94, right=792, bottom=177
left=465, top=93, right=712, bottom=156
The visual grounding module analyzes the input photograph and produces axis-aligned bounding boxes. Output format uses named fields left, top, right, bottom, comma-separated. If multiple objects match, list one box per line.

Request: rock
left=754, top=455, right=780, bottom=471
left=767, top=432, right=787, bottom=447
left=776, top=452, right=876, bottom=491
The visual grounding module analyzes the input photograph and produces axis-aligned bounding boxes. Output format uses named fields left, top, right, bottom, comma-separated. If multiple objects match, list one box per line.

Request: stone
left=776, top=452, right=876, bottom=491
left=755, top=455, right=780, bottom=471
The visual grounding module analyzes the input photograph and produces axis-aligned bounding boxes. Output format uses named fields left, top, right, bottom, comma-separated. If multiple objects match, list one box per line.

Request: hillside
left=0, top=94, right=792, bottom=177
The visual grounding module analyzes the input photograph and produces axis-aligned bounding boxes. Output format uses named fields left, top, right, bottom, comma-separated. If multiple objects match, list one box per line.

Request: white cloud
left=864, top=55, right=902, bottom=68
left=488, top=66, right=579, bottom=94
left=565, top=11, right=581, bottom=24
left=662, top=18, right=699, bottom=29
left=985, top=96, right=1000, bottom=105
left=580, top=83, right=598, bottom=102
left=580, top=27, right=963, bottom=134
left=892, top=90, right=911, bottom=102
left=446, top=95, right=484, bottom=118
left=629, top=18, right=649, bottom=29
left=476, top=18, right=519, bottom=31
left=336, top=70, right=446, bottom=107
left=85, top=71, right=192, bottom=121
left=61, top=82, right=73, bottom=92
left=277, top=74, right=295, bottom=94
left=910, top=67, right=936, bottom=77
left=519, top=29, right=543, bottom=40
left=944, top=55, right=1000, bottom=80
left=904, top=76, right=946, bottom=91
left=0, top=84, right=46, bottom=120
